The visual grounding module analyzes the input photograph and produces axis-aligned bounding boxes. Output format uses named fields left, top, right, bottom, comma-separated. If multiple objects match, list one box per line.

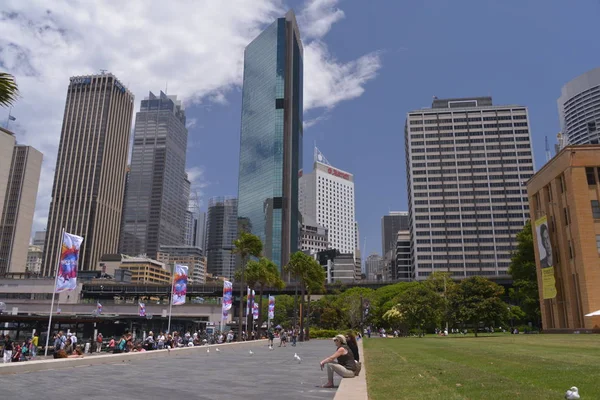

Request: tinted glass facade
left=119, top=91, right=188, bottom=259
left=237, top=11, right=303, bottom=269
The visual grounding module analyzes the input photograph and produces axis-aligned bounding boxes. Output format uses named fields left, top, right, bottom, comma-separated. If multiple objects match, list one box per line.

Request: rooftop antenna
left=545, top=136, right=551, bottom=162
left=314, top=143, right=331, bottom=165
left=165, top=81, right=168, bottom=95
left=99, top=69, right=107, bottom=75
left=362, top=236, right=367, bottom=276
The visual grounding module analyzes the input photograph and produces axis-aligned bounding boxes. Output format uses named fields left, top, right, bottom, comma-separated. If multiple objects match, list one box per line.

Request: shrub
left=310, top=329, right=340, bottom=339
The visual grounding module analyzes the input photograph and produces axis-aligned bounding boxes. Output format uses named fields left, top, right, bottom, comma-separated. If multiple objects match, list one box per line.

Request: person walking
left=2, top=334, right=14, bottom=363
left=31, top=332, right=39, bottom=358
left=96, top=332, right=103, bottom=353
left=319, top=334, right=357, bottom=388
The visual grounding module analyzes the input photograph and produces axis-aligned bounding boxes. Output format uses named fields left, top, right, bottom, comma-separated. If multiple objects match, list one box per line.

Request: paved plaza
left=0, top=340, right=339, bottom=400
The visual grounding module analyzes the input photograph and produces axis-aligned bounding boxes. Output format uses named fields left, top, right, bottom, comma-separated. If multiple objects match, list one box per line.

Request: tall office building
left=119, top=91, right=188, bottom=259
left=406, top=96, right=534, bottom=280
left=32, top=230, right=46, bottom=248
left=558, top=67, right=600, bottom=145
left=299, top=147, right=356, bottom=254
left=0, top=130, right=43, bottom=274
left=194, top=211, right=207, bottom=251
left=381, top=211, right=410, bottom=257
left=157, top=245, right=206, bottom=284
left=42, top=73, right=134, bottom=275
left=365, top=254, right=384, bottom=281
left=394, top=230, right=412, bottom=281
left=206, top=197, right=238, bottom=279
left=237, top=10, right=303, bottom=269
left=0, top=128, right=16, bottom=220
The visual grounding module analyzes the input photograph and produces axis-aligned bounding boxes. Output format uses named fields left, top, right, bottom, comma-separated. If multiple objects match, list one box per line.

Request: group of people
left=267, top=327, right=300, bottom=348
left=2, top=333, right=39, bottom=363
left=320, top=332, right=362, bottom=388
left=52, top=331, right=84, bottom=359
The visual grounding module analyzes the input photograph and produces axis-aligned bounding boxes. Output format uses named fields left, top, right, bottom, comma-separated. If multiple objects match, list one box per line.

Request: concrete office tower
left=26, top=245, right=43, bottom=274
left=365, top=254, right=384, bottom=281
left=299, top=146, right=356, bottom=254
left=300, top=216, right=329, bottom=254
left=43, top=73, right=134, bottom=275
left=394, top=230, right=412, bottom=281
left=32, top=230, right=46, bottom=248
left=206, top=197, right=238, bottom=279
left=381, top=211, right=409, bottom=257
left=194, top=212, right=207, bottom=251
left=119, top=91, right=188, bottom=259
left=406, top=97, right=534, bottom=280
left=0, top=128, right=16, bottom=220
left=0, top=133, right=43, bottom=274
left=237, top=10, right=303, bottom=269
left=558, top=67, right=600, bottom=145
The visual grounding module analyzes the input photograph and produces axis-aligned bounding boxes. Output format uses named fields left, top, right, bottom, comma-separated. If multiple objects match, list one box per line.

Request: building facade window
left=592, top=200, right=600, bottom=219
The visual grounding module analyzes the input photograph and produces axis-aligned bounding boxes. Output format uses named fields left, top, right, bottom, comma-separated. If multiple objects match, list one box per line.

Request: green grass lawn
left=364, top=334, right=600, bottom=399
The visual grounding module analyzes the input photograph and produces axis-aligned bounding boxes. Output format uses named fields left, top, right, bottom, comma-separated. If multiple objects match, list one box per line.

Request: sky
left=1, top=0, right=599, bottom=258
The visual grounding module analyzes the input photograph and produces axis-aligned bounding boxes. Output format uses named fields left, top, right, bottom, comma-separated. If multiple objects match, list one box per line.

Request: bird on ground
left=249, top=350, right=254, bottom=356
left=565, top=387, right=580, bottom=400
left=269, top=345, right=274, bottom=351
left=206, top=348, right=210, bottom=354
left=294, top=353, right=301, bottom=363
left=216, top=348, right=220, bottom=353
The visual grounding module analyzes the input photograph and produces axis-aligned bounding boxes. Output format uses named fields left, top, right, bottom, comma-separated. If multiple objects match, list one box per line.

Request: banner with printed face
left=139, top=303, right=146, bottom=317
left=172, top=265, right=188, bottom=305
left=535, top=216, right=557, bottom=299
left=252, top=297, right=259, bottom=320
left=55, top=232, right=84, bottom=293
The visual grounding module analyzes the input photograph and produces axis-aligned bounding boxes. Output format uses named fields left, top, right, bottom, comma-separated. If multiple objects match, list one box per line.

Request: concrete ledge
left=0, top=339, right=268, bottom=375
left=334, top=339, right=368, bottom=400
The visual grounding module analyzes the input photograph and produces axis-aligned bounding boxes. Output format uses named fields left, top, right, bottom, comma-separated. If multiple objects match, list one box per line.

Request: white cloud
left=298, top=0, right=345, bottom=39
left=0, top=0, right=381, bottom=234
left=186, top=166, right=210, bottom=208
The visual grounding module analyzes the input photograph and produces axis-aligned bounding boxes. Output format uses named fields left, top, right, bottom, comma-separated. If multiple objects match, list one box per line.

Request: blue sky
left=186, top=0, right=600, bottom=256
left=2, top=0, right=599, bottom=258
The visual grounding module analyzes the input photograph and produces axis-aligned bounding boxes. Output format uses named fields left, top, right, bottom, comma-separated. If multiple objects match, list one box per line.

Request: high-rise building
left=558, top=67, right=600, bottom=145
left=381, top=211, right=410, bottom=257
left=527, top=145, right=600, bottom=330
left=406, top=96, right=534, bottom=280
left=0, top=128, right=16, bottom=220
left=42, top=73, right=134, bottom=275
left=299, top=147, right=356, bottom=254
left=119, top=91, right=188, bottom=259
left=32, top=230, right=46, bottom=248
left=157, top=245, right=206, bottom=284
left=365, top=254, right=384, bottom=281
left=394, top=230, right=412, bottom=281
left=300, top=216, right=329, bottom=254
left=194, top=211, right=207, bottom=251
left=206, top=197, right=238, bottom=279
left=0, top=131, right=43, bottom=274
left=237, top=10, right=303, bottom=269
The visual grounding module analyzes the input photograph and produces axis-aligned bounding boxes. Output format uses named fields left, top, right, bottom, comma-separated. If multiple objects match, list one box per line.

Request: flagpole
left=167, top=265, right=175, bottom=334
left=44, top=228, right=64, bottom=357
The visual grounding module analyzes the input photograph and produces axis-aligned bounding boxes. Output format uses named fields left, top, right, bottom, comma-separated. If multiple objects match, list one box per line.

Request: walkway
left=0, top=340, right=337, bottom=400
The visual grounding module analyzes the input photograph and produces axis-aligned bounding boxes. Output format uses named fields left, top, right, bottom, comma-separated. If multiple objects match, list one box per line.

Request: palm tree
left=304, top=258, right=326, bottom=341
left=233, top=231, right=262, bottom=341
left=284, top=251, right=315, bottom=341
left=0, top=72, right=19, bottom=108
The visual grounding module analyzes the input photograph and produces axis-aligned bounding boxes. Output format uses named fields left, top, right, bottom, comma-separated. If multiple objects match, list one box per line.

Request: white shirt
left=70, top=335, right=78, bottom=345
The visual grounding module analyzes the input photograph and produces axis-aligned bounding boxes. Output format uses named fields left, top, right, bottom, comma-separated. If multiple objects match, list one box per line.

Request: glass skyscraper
left=237, top=10, right=303, bottom=269
left=119, top=91, right=188, bottom=259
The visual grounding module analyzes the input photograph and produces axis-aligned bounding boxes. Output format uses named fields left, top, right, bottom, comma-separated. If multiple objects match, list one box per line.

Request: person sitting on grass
left=319, top=334, right=357, bottom=388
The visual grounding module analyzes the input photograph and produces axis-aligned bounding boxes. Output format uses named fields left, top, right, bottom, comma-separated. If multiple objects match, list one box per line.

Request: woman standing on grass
left=319, top=334, right=357, bottom=388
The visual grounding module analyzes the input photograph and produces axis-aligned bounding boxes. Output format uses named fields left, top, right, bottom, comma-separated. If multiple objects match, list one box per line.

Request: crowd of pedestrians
left=2, top=333, right=39, bottom=363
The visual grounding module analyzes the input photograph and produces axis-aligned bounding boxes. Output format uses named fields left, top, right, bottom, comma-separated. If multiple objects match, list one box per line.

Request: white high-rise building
left=300, top=147, right=356, bottom=254
left=406, top=96, right=534, bottom=280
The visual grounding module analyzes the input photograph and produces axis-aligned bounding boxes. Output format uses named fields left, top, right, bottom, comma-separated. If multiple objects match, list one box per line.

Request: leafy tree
left=270, top=294, right=296, bottom=327
left=233, top=232, right=262, bottom=341
left=335, top=287, right=376, bottom=329
left=382, top=308, right=405, bottom=331
left=284, top=251, right=324, bottom=340
left=304, top=258, right=326, bottom=340
left=425, top=272, right=456, bottom=329
left=0, top=72, right=19, bottom=108
left=508, top=220, right=541, bottom=326
left=448, top=276, right=509, bottom=337
left=395, top=283, right=443, bottom=336
left=369, top=281, right=418, bottom=327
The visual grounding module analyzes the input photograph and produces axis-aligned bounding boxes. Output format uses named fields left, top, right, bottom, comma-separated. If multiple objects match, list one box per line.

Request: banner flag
left=252, top=292, right=259, bottom=320
left=139, top=302, right=146, bottom=317
left=55, top=232, right=84, bottom=293
left=535, top=216, right=557, bottom=299
left=96, top=302, right=102, bottom=315
left=172, top=265, right=188, bottom=305
left=268, top=295, right=275, bottom=319
left=222, top=280, right=233, bottom=318
left=246, top=286, right=251, bottom=316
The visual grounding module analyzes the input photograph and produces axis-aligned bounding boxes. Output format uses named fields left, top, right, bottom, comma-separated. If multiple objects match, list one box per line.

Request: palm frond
left=0, top=72, right=20, bottom=108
